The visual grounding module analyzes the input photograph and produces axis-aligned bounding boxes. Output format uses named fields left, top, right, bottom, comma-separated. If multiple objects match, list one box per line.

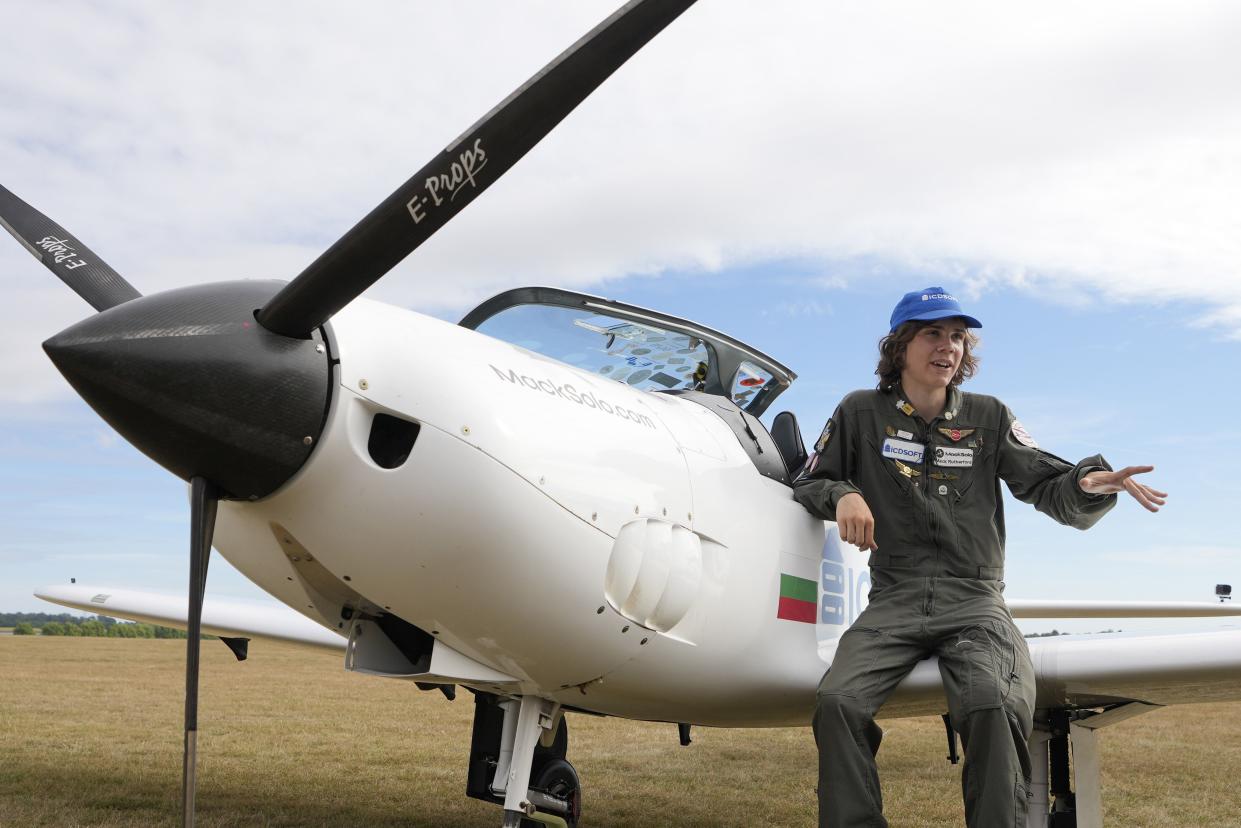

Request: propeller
left=6, top=0, right=701, bottom=824
left=0, top=183, right=141, bottom=311
left=182, top=477, right=218, bottom=827
left=40, top=282, right=331, bottom=828
left=256, top=0, right=699, bottom=338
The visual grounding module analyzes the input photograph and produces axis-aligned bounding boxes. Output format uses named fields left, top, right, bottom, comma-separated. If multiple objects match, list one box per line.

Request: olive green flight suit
left=793, top=385, right=1116, bottom=828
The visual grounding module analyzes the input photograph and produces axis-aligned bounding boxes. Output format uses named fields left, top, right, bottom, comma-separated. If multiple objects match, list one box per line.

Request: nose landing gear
left=467, top=692, right=583, bottom=827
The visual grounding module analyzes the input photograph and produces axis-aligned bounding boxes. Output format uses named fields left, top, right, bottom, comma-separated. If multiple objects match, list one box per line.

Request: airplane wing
left=1007, top=599, right=1241, bottom=618
left=41, top=585, right=1241, bottom=718
left=35, top=584, right=346, bottom=651
left=874, top=627, right=1241, bottom=718
left=1026, top=628, right=1241, bottom=708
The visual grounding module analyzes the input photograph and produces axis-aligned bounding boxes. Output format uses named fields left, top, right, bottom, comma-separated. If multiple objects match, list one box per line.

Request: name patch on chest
left=882, top=437, right=925, bottom=464
left=934, top=446, right=974, bottom=467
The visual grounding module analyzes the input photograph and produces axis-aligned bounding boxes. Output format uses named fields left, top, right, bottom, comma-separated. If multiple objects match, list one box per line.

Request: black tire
left=521, top=758, right=582, bottom=828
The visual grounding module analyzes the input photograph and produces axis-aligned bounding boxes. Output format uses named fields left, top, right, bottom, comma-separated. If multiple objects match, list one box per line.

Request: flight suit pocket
left=990, top=620, right=1018, bottom=702
left=931, top=427, right=994, bottom=502
left=938, top=446, right=983, bottom=501
left=954, top=623, right=1015, bottom=712
left=820, top=626, right=886, bottom=699
left=864, top=433, right=914, bottom=501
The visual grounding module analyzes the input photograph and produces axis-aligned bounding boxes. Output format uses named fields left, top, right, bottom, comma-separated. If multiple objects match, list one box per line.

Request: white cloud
left=3, top=0, right=1240, bottom=401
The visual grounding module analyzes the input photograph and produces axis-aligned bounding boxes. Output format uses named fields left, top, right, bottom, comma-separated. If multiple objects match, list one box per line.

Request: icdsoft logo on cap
left=889, top=286, right=982, bottom=332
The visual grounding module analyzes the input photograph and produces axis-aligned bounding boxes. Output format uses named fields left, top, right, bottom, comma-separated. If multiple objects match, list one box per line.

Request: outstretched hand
left=836, top=492, right=879, bottom=552
left=1079, top=465, right=1167, bottom=513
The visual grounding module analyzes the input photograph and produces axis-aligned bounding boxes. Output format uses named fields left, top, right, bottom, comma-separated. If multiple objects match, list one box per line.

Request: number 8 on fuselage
left=820, top=528, right=870, bottom=636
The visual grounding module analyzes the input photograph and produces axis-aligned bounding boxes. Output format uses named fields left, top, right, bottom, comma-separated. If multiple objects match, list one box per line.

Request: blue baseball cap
left=889, top=287, right=982, bottom=333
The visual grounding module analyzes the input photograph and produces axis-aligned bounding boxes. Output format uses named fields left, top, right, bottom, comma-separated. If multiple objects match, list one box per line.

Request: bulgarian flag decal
left=777, top=573, right=816, bottom=623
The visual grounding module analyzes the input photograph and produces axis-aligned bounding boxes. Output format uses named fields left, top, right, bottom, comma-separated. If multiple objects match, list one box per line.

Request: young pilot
left=793, top=287, right=1166, bottom=827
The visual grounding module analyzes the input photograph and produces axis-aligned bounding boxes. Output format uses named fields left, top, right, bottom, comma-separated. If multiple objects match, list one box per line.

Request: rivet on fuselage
left=461, top=425, right=471, bottom=436
left=640, top=638, right=649, bottom=645
left=359, top=379, right=370, bottom=390
left=621, top=626, right=630, bottom=633
left=596, top=606, right=605, bottom=614
left=591, top=512, right=598, bottom=521
left=303, top=436, right=313, bottom=445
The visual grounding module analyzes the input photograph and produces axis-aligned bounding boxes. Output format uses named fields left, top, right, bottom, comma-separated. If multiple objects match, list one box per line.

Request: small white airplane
left=6, top=2, right=1241, bottom=827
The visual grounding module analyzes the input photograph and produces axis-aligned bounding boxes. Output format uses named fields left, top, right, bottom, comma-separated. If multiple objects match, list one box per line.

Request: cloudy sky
left=2, top=1, right=1239, bottom=632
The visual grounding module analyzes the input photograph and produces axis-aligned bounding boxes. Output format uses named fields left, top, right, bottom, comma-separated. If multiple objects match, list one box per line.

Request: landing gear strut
left=467, top=692, right=582, bottom=827
left=1026, top=703, right=1159, bottom=828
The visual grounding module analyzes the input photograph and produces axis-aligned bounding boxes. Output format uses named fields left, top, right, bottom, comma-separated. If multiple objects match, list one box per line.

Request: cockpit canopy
left=460, top=287, right=795, bottom=416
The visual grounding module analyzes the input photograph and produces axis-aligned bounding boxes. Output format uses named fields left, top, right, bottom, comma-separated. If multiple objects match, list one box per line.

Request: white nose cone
left=605, top=519, right=703, bottom=633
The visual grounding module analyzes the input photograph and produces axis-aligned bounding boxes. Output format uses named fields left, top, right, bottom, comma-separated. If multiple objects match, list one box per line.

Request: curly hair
left=875, top=320, right=979, bottom=390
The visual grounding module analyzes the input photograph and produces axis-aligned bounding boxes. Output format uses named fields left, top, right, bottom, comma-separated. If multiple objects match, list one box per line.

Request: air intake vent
left=604, top=519, right=703, bottom=633
left=368, top=413, right=420, bottom=469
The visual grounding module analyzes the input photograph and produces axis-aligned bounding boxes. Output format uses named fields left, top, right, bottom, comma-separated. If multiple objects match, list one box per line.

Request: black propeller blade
left=256, top=0, right=699, bottom=339
left=0, top=183, right=141, bottom=312
left=182, top=476, right=219, bottom=827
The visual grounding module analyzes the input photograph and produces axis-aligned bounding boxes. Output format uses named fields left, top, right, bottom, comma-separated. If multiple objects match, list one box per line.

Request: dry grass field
left=2, top=637, right=1239, bottom=827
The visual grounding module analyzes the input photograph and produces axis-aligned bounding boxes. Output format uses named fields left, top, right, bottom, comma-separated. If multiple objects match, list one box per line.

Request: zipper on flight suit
left=915, top=420, right=936, bottom=553
left=921, top=417, right=948, bottom=573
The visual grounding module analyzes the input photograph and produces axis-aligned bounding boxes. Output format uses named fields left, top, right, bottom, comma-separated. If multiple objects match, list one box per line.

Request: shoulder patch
left=814, top=419, right=834, bottom=453
left=1010, top=419, right=1039, bottom=449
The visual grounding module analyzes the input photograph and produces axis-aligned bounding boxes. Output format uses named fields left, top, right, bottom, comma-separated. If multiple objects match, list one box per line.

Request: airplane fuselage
left=212, top=297, right=869, bottom=726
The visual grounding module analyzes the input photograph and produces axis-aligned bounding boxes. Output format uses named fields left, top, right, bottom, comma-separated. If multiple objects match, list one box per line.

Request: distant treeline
left=0, top=611, right=79, bottom=627
left=9, top=614, right=197, bottom=639
left=1024, top=628, right=1121, bottom=638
